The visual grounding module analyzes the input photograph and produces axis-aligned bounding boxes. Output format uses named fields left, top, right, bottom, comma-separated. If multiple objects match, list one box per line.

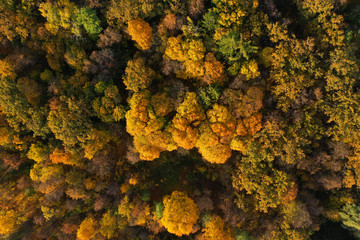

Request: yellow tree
left=77, top=217, right=98, bottom=240
left=200, top=215, right=233, bottom=240
left=0, top=210, right=18, bottom=236
left=128, top=18, right=153, bottom=50
left=196, top=104, right=235, bottom=164
left=161, top=191, right=199, bottom=236
left=126, top=91, right=176, bottom=160
left=170, top=92, right=206, bottom=149
left=123, top=58, right=156, bottom=92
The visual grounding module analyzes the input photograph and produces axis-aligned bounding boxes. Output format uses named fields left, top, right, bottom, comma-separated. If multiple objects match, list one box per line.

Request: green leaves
left=340, top=203, right=360, bottom=232
left=76, top=8, right=102, bottom=35
left=217, top=30, right=257, bottom=63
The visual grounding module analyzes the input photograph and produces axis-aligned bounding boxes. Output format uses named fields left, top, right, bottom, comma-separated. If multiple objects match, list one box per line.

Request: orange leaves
left=204, top=53, right=227, bottom=85
left=243, top=113, right=262, bottom=135
left=170, top=116, right=200, bottom=150
left=50, top=148, right=80, bottom=166
left=128, top=18, right=153, bottom=50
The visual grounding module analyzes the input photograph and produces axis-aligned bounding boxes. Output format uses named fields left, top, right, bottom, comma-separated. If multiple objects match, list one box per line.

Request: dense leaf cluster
left=1, top=0, right=360, bottom=239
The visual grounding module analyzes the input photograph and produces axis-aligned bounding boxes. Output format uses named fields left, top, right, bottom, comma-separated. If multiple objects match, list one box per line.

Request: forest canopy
left=1, top=0, right=360, bottom=239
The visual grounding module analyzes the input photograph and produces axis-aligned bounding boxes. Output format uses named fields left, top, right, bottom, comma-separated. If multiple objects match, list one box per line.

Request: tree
left=339, top=203, right=360, bottom=233
left=232, top=141, right=293, bottom=212
left=123, top=58, right=156, bottom=92
left=268, top=23, right=322, bottom=111
left=106, top=0, right=158, bottom=27
left=240, top=60, right=260, bottom=80
left=170, top=92, right=205, bottom=150
left=76, top=8, right=102, bottom=36
left=128, top=18, right=153, bottom=50
left=97, top=27, right=122, bottom=48
left=0, top=77, right=49, bottom=137
left=161, top=191, right=199, bottom=236
left=200, top=215, right=233, bottom=240
left=50, top=148, right=81, bottom=166
left=27, top=143, right=50, bottom=163
left=47, top=96, right=93, bottom=147
left=16, top=77, right=42, bottom=107
left=77, top=217, right=98, bottom=240
left=217, top=31, right=257, bottom=64
left=165, top=36, right=187, bottom=62
left=0, top=210, right=18, bottom=236
left=204, top=53, right=227, bottom=85
left=92, top=84, right=125, bottom=122
left=126, top=91, right=176, bottom=160
left=100, top=210, right=118, bottom=238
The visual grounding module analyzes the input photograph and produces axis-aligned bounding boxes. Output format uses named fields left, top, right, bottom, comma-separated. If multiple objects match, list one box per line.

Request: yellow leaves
left=126, top=91, right=151, bottom=136
left=213, top=0, right=247, bottom=28
left=0, top=59, right=16, bottom=80
left=150, top=93, right=174, bottom=117
left=83, top=129, right=113, bottom=160
left=77, top=217, right=97, bottom=240
left=27, top=144, right=49, bottom=163
left=235, top=119, right=248, bottom=136
left=201, top=215, right=233, bottom=240
left=177, top=92, right=206, bottom=123
left=320, top=13, right=345, bottom=47
left=196, top=125, right=232, bottom=164
left=298, top=0, right=334, bottom=17
left=128, top=18, right=153, bottom=50
left=170, top=116, right=200, bottom=150
left=165, top=36, right=207, bottom=80
left=133, top=131, right=176, bottom=160
left=0, top=210, right=18, bottom=235
left=213, top=27, right=229, bottom=41
left=186, top=39, right=206, bottom=61
left=161, top=191, right=199, bottom=236
left=170, top=92, right=205, bottom=150
left=230, top=137, right=247, bottom=153
left=267, top=22, right=289, bottom=43
left=207, top=104, right=236, bottom=138
left=183, top=60, right=205, bottom=79
left=343, top=169, right=356, bottom=188
left=126, top=91, right=176, bottom=161
left=123, top=58, right=156, bottom=92
left=165, top=36, right=187, bottom=61
left=100, top=211, right=117, bottom=238
left=240, top=60, right=260, bottom=80
left=64, top=45, right=86, bottom=70
left=39, top=0, right=78, bottom=34
left=30, top=163, right=63, bottom=182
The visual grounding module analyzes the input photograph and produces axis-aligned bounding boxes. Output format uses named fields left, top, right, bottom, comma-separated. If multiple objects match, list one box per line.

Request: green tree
left=76, top=8, right=102, bottom=36
left=339, top=203, right=360, bottom=232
